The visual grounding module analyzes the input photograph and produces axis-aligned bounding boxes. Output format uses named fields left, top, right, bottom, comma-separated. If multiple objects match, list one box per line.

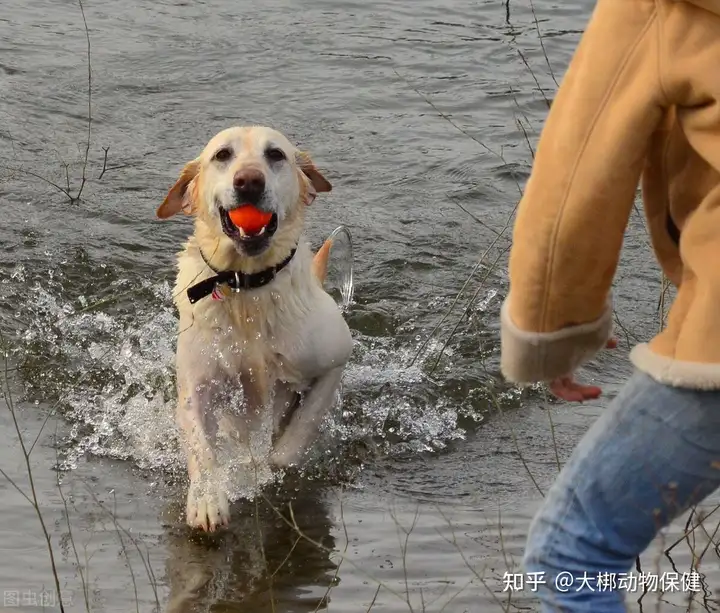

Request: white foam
left=6, top=260, right=499, bottom=500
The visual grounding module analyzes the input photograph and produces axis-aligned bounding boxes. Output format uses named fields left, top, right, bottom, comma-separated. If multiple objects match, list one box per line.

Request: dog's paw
left=186, top=480, right=230, bottom=532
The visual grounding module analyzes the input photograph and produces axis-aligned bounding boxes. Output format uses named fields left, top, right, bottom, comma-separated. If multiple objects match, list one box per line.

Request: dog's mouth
left=219, top=206, right=278, bottom=251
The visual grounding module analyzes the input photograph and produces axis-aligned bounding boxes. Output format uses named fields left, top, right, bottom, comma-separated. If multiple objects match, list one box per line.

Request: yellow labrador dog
left=157, top=126, right=353, bottom=532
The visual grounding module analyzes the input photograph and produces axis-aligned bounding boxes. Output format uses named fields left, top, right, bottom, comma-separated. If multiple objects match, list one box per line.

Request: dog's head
left=156, top=126, right=331, bottom=258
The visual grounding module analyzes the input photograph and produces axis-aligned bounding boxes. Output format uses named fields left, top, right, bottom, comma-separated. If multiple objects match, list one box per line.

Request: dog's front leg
left=270, top=292, right=353, bottom=468
left=177, top=376, right=230, bottom=532
left=272, top=380, right=301, bottom=438
left=269, top=366, right=344, bottom=468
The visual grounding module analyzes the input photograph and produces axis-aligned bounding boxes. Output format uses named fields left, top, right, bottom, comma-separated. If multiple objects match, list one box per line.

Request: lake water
left=1, top=0, right=718, bottom=611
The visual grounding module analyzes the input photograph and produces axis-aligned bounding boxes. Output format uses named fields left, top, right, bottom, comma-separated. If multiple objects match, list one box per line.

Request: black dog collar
left=187, top=247, right=297, bottom=304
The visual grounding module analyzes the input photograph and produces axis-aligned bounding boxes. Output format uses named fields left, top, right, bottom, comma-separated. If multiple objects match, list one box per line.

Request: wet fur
left=158, top=126, right=353, bottom=532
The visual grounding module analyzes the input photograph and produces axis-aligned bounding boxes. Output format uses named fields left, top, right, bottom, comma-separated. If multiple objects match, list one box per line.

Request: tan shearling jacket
left=500, top=0, right=720, bottom=390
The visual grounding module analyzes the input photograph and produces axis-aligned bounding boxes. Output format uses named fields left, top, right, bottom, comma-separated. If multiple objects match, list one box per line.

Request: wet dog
left=157, top=126, right=353, bottom=531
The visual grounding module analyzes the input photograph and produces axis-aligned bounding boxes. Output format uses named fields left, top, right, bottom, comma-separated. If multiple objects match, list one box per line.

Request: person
left=499, top=0, right=720, bottom=611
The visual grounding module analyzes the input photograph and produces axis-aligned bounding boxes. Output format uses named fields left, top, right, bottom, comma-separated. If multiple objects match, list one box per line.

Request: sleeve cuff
left=500, top=296, right=614, bottom=385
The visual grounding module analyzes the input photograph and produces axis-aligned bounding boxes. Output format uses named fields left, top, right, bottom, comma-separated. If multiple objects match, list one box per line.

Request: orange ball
left=228, top=205, right=273, bottom=234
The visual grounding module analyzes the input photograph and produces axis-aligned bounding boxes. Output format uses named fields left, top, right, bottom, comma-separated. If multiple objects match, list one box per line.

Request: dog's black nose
left=233, top=168, right=266, bottom=204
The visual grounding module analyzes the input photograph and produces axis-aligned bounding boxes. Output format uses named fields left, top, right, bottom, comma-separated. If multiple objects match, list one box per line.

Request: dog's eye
left=265, top=147, right=286, bottom=162
left=213, top=147, right=232, bottom=162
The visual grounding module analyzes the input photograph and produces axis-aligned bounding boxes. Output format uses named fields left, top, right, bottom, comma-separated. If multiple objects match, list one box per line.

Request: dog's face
left=157, top=126, right=331, bottom=257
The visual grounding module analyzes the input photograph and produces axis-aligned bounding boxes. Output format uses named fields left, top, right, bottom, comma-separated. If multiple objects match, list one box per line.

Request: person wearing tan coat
left=499, top=0, right=720, bottom=610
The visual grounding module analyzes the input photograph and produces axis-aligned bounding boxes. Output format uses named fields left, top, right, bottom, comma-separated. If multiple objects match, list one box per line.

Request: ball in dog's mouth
left=220, top=205, right=278, bottom=252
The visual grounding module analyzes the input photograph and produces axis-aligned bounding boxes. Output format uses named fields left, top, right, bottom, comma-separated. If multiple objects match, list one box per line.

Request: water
left=1, top=1, right=717, bottom=611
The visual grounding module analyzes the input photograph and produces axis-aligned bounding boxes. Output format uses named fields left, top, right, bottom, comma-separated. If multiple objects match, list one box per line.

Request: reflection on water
left=164, top=480, right=338, bottom=613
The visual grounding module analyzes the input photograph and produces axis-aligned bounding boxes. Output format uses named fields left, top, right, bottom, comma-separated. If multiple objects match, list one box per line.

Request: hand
left=548, top=338, right=617, bottom=402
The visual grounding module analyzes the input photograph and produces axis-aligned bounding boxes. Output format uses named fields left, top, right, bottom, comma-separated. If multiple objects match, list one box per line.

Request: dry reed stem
left=83, top=484, right=161, bottom=610
left=262, top=493, right=433, bottom=611
left=53, top=425, right=91, bottom=612
left=0, top=329, right=67, bottom=612
left=74, top=0, right=92, bottom=203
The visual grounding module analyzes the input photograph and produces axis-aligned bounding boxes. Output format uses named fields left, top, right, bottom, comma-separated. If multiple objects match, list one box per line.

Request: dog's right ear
left=156, top=159, right=200, bottom=219
left=295, top=151, right=332, bottom=197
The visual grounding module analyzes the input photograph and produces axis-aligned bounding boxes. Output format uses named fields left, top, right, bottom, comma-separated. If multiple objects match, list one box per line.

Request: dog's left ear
left=156, top=159, right=200, bottom=219
left=296, top=151, right=331, bottom=205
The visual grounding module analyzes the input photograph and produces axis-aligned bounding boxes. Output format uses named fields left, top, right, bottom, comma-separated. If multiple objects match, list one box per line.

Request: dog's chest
left=200, top=288, right=308, bottom=384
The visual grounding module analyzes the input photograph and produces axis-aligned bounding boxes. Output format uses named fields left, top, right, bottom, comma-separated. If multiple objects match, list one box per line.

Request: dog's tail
left=312, top=237, right=333, bottom=285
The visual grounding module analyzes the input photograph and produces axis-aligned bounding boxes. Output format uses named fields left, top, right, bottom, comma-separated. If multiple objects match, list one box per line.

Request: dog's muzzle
left=219, top=207, right=278, bottom=256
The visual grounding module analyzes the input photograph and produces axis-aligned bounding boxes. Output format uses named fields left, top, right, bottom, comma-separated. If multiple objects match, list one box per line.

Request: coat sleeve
left=500, top=0, right=668, bottom=384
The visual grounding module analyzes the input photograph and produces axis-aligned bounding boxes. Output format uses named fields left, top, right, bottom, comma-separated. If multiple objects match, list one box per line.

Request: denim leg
left=524, top=370, right=720, bottom=613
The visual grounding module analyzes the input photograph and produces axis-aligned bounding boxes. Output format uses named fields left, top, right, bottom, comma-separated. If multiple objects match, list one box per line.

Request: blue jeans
left=524, top=370, right=720, bottom=612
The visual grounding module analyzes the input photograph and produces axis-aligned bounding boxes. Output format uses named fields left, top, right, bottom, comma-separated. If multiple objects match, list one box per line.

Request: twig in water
left=528, top=0, right=558, bottom=87
left=0, top=164, right=74, bottom=201
left=435, top=506, right=512, bottom=613
left=54, top=425, right=91, bottom=612
left=691, top=507, right=720, bottom=569
left=391, top=67, right=501, bottom=159
left=410, top=205, right=515, bottom=370
left=395, top=68, right=530, bottom=368
left=446, top=191, right=506, bottom=239
left=428, top=239, right=512, bottom=376
left=365, top=585, right=382, bottom=612
left=263, top=496, right=413, bottom=607
left=272, top=533, right=302, bottom=578
left=74, top=0, right=92, bottom=203
left=109, top=490, right=142, bottom=613
left=98, top=146, right=110, bottom=180
left=64, top=162, right=72, bottom=195
left=541, top=388, right=562, bottom=473
left=657, top=273, right=672, bottom=333
left=3, top=0, right=97, bottom=206
left=612, top=310, right=637, bottom=350
left=486, top=385, right=544, bottom=497
left=515, top=117, right=535, bottom=160
left=0, top=328, right=66, bottom=613
left=252, top=459, right=276, bottom=613
left=389, top=501, right=421, bottom=613
left=83, top=484, right=161, bottom=610
left=517, top=48, right=551, bottom=109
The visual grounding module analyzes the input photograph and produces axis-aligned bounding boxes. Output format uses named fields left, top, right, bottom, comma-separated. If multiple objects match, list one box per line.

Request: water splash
left=327, top=335, right=472, bottom=458
left=2, top=242, right=498, bottom=495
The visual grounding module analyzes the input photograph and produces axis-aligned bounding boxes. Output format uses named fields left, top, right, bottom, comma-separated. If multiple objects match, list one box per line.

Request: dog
left=156, top=126, right=353, bottom=532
